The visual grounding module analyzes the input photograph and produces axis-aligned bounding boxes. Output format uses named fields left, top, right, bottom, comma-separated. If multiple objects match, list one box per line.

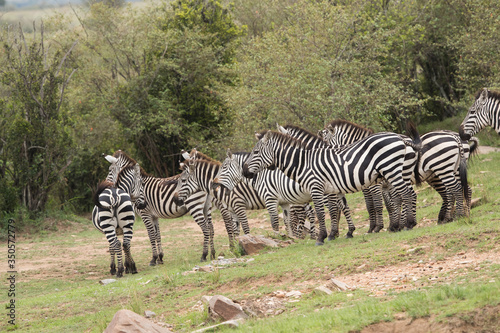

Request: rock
left=198, top=265, right=213, bottom=273
left=201, top=295, right=212, bottom=305
left=104, top=309, right=172, bottom=333
left=99, top=279, right=117, bottom=285
left=470, top=198, right=482, bottom=208
left=314, top=285, right=333, bottom=295
left=191, top=318, right=245, bottom=333
left=144, top=310, right=156, bottom=318
left=285, top=290, right=302, bottom=298
left=208, top=295, right=248, bottom=321
left=326, top=279, right=349, bottom=291
left=237, top=234, right=279, bottom=255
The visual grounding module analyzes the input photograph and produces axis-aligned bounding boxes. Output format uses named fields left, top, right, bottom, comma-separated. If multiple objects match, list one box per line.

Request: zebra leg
left=339, top=195, right=356, bottom=238
left=289, top=206, right=301, bottom=238
left=234, top=205, right=251, bottom=235
left=141, top=213, right=161, bottom=266
left=304, top=203, right=317, bottom=239
left=327, top=194, right=340, bottom=241
left=109, top=237, right=124, bottom=277
left=371, top=185, right=385, bottom=233
left=404, top=187, right=418, bottom=229
left=122, top=235, right=137, bottom=274
left=363, top=188, right=376, bottom=233
left=153, top=217, right=164, bottom=264
left=218, top=203, right=237, bottom=249
left=281, top=203, right=294, bottom=238
left=312, top=190, right=328, bottom=245
left=428, top=178, right=452, bottom=224
left=385, top=189, right=402, bottom=232
left=264, top=197, right=281, bottom=234
left=205, top=207, right=216, bottom=260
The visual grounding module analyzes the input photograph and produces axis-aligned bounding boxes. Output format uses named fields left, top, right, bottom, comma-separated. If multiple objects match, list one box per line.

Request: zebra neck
left=275, top=145, right=308, bottom=182
left=197, top=164, right=220, bottom=193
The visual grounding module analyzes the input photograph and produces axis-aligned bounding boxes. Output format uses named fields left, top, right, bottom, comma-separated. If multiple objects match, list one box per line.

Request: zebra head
left=318, top=127, right=334, bottom=145
left=244, top=131, right=276, bottom=178
left=213, top=148, right=243, bottom=192
left=104, top=150, right=136, bottom=184
left=173, top=159, right=198, bottom=206
left=115, top=163, right=147, bottom=210
left=460, top=88, right=499, bottom=140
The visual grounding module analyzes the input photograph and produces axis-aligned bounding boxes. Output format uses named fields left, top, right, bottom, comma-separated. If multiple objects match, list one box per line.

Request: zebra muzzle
left=172, top=193, right=184, bottom=206
left=242, top=164, right=255, bottom=179
left=458, top=125, right=471, bottom=141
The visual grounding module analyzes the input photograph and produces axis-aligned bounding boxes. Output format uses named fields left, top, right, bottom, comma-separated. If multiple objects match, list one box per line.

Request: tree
left=0, top=23, right=77, bottom=216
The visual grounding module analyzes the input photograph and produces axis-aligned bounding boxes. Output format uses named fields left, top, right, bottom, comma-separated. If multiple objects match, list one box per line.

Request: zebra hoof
left=149, top=261, right=157, bottom=267
left=327, top=236, right=336, bottom=241
left=345, top=234, right=353, bottom=239
left=315, top=241, right=324, bottom=246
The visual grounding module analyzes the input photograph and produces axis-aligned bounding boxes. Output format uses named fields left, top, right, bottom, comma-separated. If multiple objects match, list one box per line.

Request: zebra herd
left=92, top=88, right=500, bottom=277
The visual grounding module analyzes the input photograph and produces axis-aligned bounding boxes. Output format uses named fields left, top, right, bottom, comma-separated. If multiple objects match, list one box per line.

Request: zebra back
left=278, top=124, right=329, bottom=149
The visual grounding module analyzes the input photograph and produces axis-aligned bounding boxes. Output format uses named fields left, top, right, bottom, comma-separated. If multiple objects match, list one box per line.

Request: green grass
left=1, top=151, right=499, bottom=332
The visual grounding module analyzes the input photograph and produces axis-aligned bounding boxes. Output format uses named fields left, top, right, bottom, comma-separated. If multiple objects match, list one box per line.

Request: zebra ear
left=188, top=158, right=196, bottom=171
left=480, top=88, right=489, bottom=100
left=277, top=124, right=288, bottom=134
left=105, top=155, right=118, bottom=164
left=327, top=124, right=335, bottom=135
left=190, top=148, right=198, bottom=160
left=226, top=148, right=232, bottom=159
left=255, top=132, right=263, bottom=140
left=134, top=163, right=141, bottom=175
left=181, top=149, right=190, bottom=160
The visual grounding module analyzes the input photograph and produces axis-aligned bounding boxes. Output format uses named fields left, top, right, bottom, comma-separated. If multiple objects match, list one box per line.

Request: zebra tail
left=469, top=137, right=480, bottom=158
left=93, top=180, right=113, bottom=209
left=406, top=121, right=423, bottom=185
left=459, top=157, right=469, bottom=204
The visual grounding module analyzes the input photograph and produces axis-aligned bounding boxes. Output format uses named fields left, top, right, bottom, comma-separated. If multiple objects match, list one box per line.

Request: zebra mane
left=192, top=158, right=221, bottom=167
left=264, top=131, right=309, bottom=150
left=112, top=150, right=150, bottom=177
left=283, top=124, right=324, bottom=141
left=327, top=119, right=374, bottom=134
left=188, top=149, right=219, bottom=163
left=159, top=173, right=182, bottom=187
left=93, top=180, right=113, bottom=207
left=475, top=88, right=500, bottom=101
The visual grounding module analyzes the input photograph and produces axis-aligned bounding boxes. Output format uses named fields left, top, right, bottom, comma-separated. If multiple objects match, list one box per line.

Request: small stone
left=314, top=286, right=333, bottom=295
left=209, top=295, right=248, bottom=321
left=201, top=295, right=212, bottom=305
left=99, top=279, right=117, bottom=285
left=459, top=261, right=472, bottom=264
left=285, top=290, right=302, bottom=298
left=198, top=266, right=213, bottom=272
left=346, top=294, right=354, bottom=297
left=356, top=264, right=366, bottom=270
left=392, top=277, right=398, bottom=282
left=144, top=310, right=156, bottom=318
left=327, top=279, right=350, bottom=291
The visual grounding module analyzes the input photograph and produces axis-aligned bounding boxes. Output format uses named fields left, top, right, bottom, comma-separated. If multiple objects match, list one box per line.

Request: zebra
left=92, top=163, right=146, bottom=277
left=322, top=120, right=478, bottom=223
left=460, top=88, right=500, bottom=141
left=211, top=148, right=317, bottom=238
left=175, top=149, right=304, bottom=238
left=243, top=128, right=421, bottom=245
left=278, top=123, right=420, bottom=234
left=103, top=150, right=223, bottom=264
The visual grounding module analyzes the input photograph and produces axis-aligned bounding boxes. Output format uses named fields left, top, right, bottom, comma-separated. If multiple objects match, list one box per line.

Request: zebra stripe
left=244, top=130, right=419, bottom=245
left=460, top=88, right=500, bottom=140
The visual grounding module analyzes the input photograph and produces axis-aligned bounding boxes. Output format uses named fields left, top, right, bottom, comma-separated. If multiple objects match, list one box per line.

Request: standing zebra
left=92, top=163, right=146, bottom=277
left=460, top=88, right=500, bottom=141
left=322, top=120, right=477, bottom=223
left=244, top=129, right=421, bottom=245
left=211, top=148, right=317, bottom=238
left=103, top=150, right=221, bottom=264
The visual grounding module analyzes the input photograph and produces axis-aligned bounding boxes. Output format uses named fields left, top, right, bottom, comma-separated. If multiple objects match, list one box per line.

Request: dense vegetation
left=1, top=0, right=500, bottom=224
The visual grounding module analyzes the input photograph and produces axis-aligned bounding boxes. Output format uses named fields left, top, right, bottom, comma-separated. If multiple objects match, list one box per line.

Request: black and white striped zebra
left=211, top=149, right=317, bottom=238
left=460, top=88, right=500, bottom=141
left=174, top=149, right=304, bottom=238
left=322, top=120, right=478, bottom=223
left=244, top=128, right=421, bottom=245
left=104, top=151, right=219, bottom=264
left=92, top=163, right=146, bottom=277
